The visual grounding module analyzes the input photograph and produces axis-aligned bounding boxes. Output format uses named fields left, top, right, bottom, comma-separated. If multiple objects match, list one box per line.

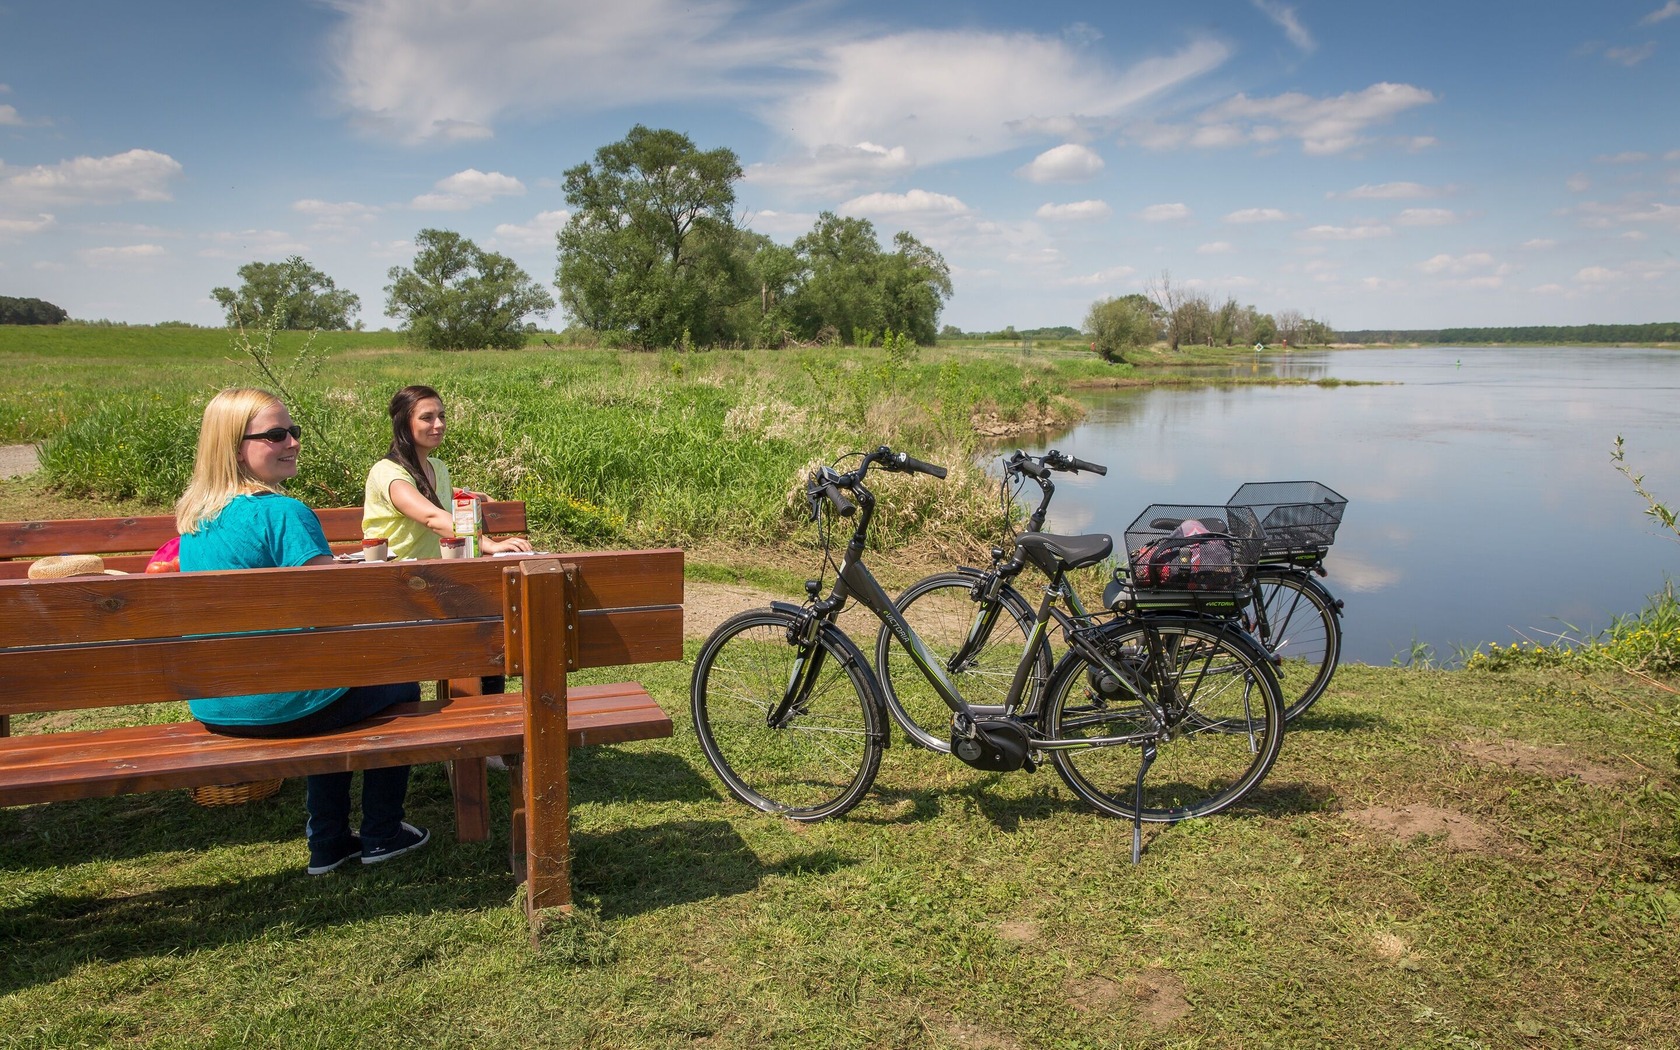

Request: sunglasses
left=241, top=425, right=303, bottom=443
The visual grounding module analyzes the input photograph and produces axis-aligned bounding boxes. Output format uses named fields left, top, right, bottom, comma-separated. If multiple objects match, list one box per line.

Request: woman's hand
left=481, top=535, right=534, bottom=554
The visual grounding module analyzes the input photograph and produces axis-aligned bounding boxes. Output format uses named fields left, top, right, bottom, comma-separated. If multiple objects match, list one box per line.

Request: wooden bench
left=0, top=548, right=683, bottom=937
left=0, top=499, right=531, bottom=579
left=0, top=501, right=529, bottom=821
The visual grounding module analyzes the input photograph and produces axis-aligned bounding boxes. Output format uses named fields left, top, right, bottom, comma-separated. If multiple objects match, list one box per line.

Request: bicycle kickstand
left=1131, top=741, right=1157, bottom=864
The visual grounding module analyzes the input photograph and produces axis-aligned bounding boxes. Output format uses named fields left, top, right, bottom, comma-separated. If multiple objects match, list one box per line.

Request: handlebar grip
left=1013, top=458, right=1049, bottom=479
left=895, top=452, right=947, bottom=479
left=1069, top=456, right=1107, bottom=476
left=820, top=483, right=856, bottom=517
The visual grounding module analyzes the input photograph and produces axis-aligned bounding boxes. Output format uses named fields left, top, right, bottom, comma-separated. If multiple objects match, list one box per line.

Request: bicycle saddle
left=1013, top=532, right=1113, bottom=575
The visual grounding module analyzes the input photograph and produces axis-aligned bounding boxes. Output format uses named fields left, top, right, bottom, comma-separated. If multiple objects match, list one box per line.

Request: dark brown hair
left=386, top=384, right=446, bottom=508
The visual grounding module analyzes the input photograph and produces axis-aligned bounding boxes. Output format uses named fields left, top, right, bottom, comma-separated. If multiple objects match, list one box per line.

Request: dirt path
left=682, top=580, right=884, bottom=639
left=0, top=444, right=39, bottom=479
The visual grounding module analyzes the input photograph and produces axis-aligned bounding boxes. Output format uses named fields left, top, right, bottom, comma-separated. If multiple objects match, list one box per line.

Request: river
left=1011, top=346, right=1680, bottom=665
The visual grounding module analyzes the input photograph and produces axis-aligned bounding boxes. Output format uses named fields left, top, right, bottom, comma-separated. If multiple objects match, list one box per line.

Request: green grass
left=0, top=326, right=1103, bottom=550
left=3, top=659, right=1676, bottom=1048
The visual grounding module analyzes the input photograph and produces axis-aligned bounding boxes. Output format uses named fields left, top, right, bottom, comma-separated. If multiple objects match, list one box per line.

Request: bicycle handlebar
left=887, top=451, right=947, bottom=479
left=1005, top=449, right=1108, bottom=480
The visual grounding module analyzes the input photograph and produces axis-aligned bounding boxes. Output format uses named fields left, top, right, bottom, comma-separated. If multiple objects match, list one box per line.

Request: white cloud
left=1126, top=82, right=1437, bottom=156
left=328, top=0, right=1229, bottom=163
left=1520, top=238, right=1557, bottom=249
left=774, top=32, right=1231, bottom=167
left=1138, top=202, right=1191, bottom=222
left=330, top=0, right=802, bottom=143
left=1575, top=265, right=1619, bottom=283
left=746, top=143, right=914, bottom=197
left=1575, top=199, right=1680, bottom=230
left=1197, top=241, right=1235, bottom=254
left=839, top=188, right=970, bottom=216
left=1666, top=149, right=1680, bottom=161
left=1061, top=265, right=1138, bottom=287
left=0, top=104, right=22, bottom=126
left=1566, top=173, right=1591, bottom=192
left=197, top=229, right=311, bottom=259
left=1394, top=208, right=1459, bottom=226
left=1035, top=200, right=1112, bottom=221
left=1595, top=151, right=1651, bottom=164
left=292, top=198, right=382, bottom=234
left=1300, top=223, right=1392, bottom=240
left=0, top=149, right=183, bottom=207
left=1418, top=252, right=1506, bottom=276
left=490, top=209, right=571, bottom=251
left=1642, top=1, right=1680, bottom=25
left=1019, top=144, right=1105, bottom=183
left=1330, top=181, right=1441, bottom=199
left=1252, top=0, right=1315, bottom=52
left=1605, top=43, right=1657, bottom=66
left=410, top=168, right=526, bottom=210
left=742, top=209, right=817, bottom=237
left=0, top=213, right=55, bottom=236
left=79, top=244, right=168, bottom=266
left=1223, top=207, right=1292, bottom=223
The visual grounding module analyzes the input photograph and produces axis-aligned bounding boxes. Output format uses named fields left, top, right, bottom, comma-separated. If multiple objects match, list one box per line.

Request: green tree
left=784, top=213, right=951, bottom=345
left=211, top=256, right=361, bottom=330
left=384, top=229, right=555, bottom=350
left=1084, top=294, right=1158, bottom=362
left=0, top=295, right=69, bottom=325
left=556, top=125, right=747, bottom=348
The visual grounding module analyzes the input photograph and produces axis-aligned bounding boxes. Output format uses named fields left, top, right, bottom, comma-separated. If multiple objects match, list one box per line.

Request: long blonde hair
left=175, top=388, right=288, bottom=534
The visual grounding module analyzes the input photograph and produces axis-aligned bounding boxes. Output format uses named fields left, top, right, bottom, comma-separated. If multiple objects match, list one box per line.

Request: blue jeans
left=203, top=682, right=421, bottom=851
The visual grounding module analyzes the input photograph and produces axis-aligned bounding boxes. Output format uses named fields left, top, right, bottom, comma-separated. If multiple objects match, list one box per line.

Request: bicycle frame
left=793, top=454, right=1192, bottom=753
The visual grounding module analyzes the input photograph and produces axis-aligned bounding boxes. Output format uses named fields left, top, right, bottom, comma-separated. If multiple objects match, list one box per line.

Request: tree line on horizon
left=1336, top=323, right=1680, bottom=344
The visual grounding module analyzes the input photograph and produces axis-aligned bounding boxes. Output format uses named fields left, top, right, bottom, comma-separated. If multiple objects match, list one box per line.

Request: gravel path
left=0, top=444, right=39, bottom=479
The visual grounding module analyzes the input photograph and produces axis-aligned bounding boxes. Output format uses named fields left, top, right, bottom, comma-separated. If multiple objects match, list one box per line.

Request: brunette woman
left=362, top=385, right=533, bottom=560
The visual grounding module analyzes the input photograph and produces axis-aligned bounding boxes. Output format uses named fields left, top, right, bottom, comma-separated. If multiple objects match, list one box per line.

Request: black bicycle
left=877, top=454, right=1345, bottom=730
left=690, top=446, right=1286, bottom=859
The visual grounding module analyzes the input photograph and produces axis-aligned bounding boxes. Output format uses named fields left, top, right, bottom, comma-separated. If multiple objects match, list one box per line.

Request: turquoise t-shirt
left=179, top=492, right=346, bottom=726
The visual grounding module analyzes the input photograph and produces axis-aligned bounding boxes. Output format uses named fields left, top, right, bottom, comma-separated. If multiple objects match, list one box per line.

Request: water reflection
left=994, top=346, right=1680, bottom=664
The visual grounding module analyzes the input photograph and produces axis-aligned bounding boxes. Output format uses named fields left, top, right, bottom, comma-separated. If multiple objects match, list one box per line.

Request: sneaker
left=307, top=835, right=363, bottom=876
left=362, top=822, right=430, bottom=865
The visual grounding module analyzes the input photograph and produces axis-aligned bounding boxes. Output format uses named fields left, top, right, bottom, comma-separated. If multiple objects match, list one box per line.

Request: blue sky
left=2, top=0, right=1677, bottom=332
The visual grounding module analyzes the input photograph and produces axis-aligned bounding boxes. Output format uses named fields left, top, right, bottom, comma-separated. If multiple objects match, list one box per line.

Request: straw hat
left=27, top=554, right=128, bottom=579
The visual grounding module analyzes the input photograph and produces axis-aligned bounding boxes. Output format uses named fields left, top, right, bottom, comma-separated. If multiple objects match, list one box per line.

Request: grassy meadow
left=1, top=660, right=1677, bottom=1048
left=2, top=325, right=1678, bottom=1047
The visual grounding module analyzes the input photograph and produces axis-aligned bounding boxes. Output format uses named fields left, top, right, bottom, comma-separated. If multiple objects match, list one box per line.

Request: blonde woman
left=176, top=388, right=428, bottom=875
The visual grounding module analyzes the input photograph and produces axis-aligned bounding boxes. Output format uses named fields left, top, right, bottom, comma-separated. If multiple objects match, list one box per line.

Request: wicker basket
left=189, top=778, right=284, bottom=807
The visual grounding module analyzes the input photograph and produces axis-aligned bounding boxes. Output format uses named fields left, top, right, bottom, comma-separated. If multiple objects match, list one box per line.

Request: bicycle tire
left=874, top=571, right=1051, bottom=753
left=1043, top=617, right=1285, bottom=822
left=1249, top=568, right=1341, bottom=721
left=691, top=607, right=885, bottom=821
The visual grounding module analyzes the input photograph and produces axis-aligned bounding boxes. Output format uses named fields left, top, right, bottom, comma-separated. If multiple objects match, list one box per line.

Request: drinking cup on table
left=361, top=536, right=389, bottom=562
left=440, top=537, right=467, bottom=559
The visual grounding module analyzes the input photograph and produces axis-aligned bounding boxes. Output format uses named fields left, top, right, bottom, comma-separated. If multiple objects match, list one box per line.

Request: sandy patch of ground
left=683, top=580, right=881, bottom=639
left=0, top=444, right=39, bottom=479
left=1450, top=738, right=1631, bottom=787
left=1344, top=804, right=1513, bottom=854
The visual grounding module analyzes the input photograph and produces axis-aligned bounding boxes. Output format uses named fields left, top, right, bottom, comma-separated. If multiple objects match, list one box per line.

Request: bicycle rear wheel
left=691, top=608, right=884, bottom=821
left=875, top=571, right=1049, bottom=753
left=1043, top=618, right=1284, bottom=822
left=1249, top=568, right=1341, bottom=721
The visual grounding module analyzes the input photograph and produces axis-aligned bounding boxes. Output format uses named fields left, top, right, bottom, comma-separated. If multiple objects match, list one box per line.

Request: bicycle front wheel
left=875, top=571, right=1049, bottom=753
left=691, top=608, right=884, bottom=821
left=1250, top=568, right=1341, bottom=721
left=1044, top=618, right=1284, bottom=822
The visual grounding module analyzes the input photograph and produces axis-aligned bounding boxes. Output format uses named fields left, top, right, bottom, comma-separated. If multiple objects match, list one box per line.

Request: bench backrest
left=0, top=549, right=681, bottom=721
left=0, top=501, right=529, bottom=578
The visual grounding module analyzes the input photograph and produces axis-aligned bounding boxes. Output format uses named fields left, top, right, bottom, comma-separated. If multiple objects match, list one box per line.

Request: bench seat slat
left=0, top=551, right=684, bottom=641
left=0, top=683, right=672, bottom=807
left=0, top=502, right=531, bottom=566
